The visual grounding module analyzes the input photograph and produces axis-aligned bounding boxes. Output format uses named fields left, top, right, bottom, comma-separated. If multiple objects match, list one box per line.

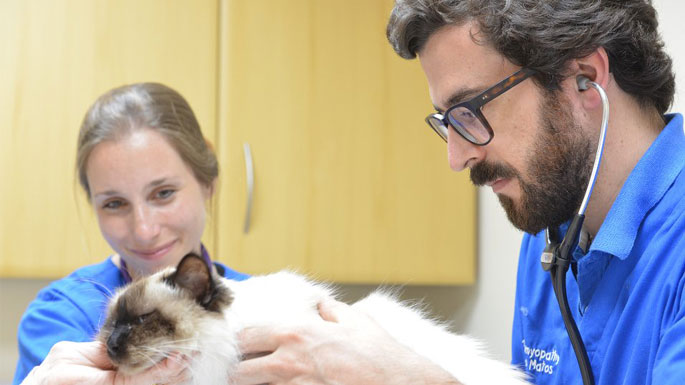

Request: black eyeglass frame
left=425, top=67, right=536, bottom=145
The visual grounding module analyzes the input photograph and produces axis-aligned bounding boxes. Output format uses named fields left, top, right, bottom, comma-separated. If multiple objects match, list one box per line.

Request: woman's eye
left=156, top=189, right=175, bottom=200
left=103, top=200, right=124, bottom=210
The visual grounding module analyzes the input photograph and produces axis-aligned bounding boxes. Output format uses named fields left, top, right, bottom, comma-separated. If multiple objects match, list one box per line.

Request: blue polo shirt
left=512, top=114, right=685, bottom=384
left=12, top=256, right=249, bottom=385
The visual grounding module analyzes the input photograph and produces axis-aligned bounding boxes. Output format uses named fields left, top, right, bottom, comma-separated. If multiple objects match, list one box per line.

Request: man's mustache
left=470, top=161, right=518, bottom=186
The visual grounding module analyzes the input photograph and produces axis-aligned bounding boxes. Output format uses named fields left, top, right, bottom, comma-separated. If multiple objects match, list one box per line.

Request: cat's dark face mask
left=99, top=253, right=233, bottom=373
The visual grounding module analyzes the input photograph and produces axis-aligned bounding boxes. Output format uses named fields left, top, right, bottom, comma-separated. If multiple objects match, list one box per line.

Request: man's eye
left=458, top=110, right=476, bottom=120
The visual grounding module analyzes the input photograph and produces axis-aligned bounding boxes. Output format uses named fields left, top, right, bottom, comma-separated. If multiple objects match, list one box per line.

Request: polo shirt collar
left=589, top=113, right=685, bottom=259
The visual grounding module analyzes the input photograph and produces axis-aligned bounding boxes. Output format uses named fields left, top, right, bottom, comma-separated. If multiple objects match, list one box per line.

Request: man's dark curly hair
left=387, top=0, right=675, bottom=115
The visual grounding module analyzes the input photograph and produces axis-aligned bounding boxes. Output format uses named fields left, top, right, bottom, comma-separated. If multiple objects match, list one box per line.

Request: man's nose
left=447, top=127, right=486, bottom=172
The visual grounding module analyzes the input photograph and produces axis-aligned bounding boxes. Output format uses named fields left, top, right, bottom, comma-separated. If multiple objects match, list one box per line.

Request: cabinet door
left=217, top=0, right=476, bottom=284
left=0, top=0, right=219, bottom=278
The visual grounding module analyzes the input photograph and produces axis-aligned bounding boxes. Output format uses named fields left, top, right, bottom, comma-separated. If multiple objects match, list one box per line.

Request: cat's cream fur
left=98, top=254, right=529, bottom=385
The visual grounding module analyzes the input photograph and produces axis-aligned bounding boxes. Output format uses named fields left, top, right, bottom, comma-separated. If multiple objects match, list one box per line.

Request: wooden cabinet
left=0, top=0, right=220, bottom=277
left=215, top=0, right=476, bottom=284
left=1, top=0, right=475, bottom=285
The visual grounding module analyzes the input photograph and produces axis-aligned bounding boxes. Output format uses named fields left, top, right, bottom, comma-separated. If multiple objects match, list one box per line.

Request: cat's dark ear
left=166, top=253, right=232, bottom=312
left=168, top=253, right=213, bottom=304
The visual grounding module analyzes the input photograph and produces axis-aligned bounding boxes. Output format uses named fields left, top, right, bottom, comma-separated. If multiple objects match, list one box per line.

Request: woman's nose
left=447, top=127, right=486, bottom=172
left=131, top=205, right=160, bottom=242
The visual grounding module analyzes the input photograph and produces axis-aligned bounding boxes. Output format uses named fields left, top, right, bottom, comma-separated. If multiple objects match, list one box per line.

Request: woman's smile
left=128, top=240, right=177, bottom=261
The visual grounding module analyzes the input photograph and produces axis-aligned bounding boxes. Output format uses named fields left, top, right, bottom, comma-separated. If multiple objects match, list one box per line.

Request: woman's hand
left=233, top=299, right=461, bottom=385
left=21, top=340, right=190, bottom=385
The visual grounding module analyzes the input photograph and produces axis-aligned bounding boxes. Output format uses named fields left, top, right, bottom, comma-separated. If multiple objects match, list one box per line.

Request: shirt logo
left=521, top=339, right=560, bottom=375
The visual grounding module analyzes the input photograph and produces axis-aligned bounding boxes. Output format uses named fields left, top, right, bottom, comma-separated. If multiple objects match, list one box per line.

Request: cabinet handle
left=243, top=142, right=254, bottom=234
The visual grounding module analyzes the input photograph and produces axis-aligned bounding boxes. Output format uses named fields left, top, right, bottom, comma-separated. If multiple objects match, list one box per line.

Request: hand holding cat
left=233, top=298, right=462, bottom=385
left=20, top=340, right=191, bottom=385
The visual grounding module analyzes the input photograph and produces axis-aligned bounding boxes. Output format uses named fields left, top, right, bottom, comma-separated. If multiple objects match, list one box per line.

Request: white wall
left=658, top=0, right=685, bottom=113
left=0, top=1, right=683, bottom=383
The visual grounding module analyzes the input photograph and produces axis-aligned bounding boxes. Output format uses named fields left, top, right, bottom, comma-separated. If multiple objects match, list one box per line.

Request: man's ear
left=568, top=47, right=611, bottom=110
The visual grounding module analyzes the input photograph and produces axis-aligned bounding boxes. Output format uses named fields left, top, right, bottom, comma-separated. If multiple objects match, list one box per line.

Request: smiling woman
left=12, top=83, right=249, bottom=385
left=76, top=83, right=224, bottom=278
left=85, top=129, right=211, bottom=278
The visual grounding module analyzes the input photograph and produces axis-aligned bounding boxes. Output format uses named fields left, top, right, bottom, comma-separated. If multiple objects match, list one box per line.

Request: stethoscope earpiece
left=577, top=76, right=591, bottom=91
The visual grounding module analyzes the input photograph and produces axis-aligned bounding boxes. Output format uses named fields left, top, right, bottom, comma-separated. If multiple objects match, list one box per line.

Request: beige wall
left=1, top=0, right=683, bottom=383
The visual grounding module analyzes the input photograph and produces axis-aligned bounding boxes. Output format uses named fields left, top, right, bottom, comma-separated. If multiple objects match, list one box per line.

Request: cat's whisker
left=76, top=278, right=116, bottom=298
left=138, top=351, right=161, bottom=367
left=145, top=341, right=197, bottom=356
left=139, top=346, right=169, bottom=357
left=153, top=338, right=197, bottom=348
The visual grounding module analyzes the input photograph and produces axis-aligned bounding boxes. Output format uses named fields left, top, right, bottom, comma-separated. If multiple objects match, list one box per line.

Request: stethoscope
left=539, top=76, right=609, bottom=385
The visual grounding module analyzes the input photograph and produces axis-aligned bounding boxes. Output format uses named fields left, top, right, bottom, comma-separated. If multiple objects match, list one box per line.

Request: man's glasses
left=425, top=68, right=536, bottom=145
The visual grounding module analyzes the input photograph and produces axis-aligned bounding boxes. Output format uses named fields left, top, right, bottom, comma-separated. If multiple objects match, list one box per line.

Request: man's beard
left=470, top=91, right=595, bottom=234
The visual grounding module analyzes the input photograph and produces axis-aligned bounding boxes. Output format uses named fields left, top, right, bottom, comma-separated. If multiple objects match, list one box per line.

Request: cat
left=98, top=253, right=529, bottom=385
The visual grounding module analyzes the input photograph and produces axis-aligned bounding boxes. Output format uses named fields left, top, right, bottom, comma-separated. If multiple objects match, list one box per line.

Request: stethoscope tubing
left=543, top=78, right=609, bottom=385
left=579, top=80, right=610, bottom=216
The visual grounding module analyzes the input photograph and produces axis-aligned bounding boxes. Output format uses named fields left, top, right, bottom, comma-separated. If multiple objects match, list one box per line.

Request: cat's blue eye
left=135, top=313, right=152, bottom=325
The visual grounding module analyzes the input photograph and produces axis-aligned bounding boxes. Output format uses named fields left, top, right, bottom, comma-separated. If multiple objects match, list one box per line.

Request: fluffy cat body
left=98, top=255, right=528, bottom=385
